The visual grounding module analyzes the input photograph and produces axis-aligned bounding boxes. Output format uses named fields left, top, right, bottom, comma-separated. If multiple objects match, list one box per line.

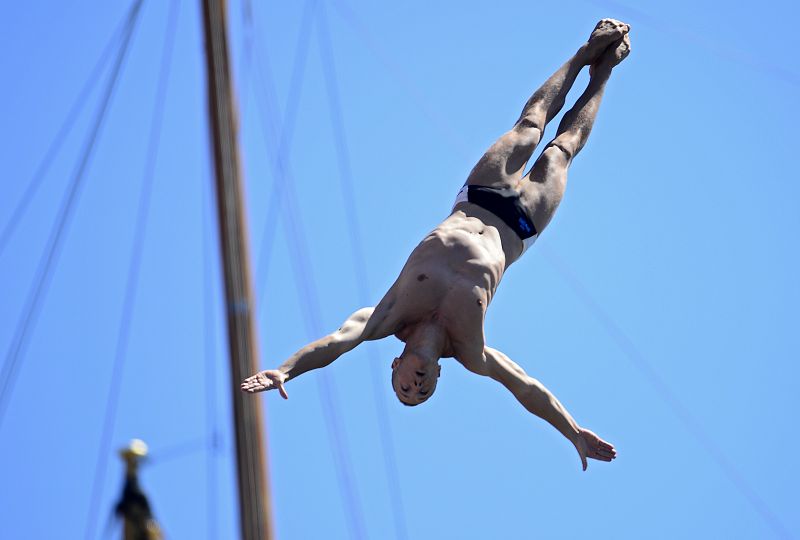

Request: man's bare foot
left=580, top=18, right=631, bottom=66
left=573, top=428, right=617, bottom=471
left=241, top=369, right=289, bottom=399
left=589, top=33, right=631, bottom=78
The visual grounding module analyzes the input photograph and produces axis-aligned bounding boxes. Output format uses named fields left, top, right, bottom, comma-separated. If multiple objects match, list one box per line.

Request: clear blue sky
left=1, top=0, right=798, bottom=539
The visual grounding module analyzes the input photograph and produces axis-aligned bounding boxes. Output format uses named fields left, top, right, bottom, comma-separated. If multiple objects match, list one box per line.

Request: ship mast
left=200, top=0, right=274, bottom=538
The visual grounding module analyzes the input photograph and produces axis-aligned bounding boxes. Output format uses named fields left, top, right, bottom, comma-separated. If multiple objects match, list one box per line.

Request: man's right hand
left=240, top=370, right=289, bottom=399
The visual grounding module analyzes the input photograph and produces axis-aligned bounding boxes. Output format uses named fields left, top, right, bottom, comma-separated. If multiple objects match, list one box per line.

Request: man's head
left=391, top=350, right=441, bottom=406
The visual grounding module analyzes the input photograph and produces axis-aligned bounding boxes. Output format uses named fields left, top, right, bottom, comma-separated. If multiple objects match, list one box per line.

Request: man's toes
left=610, top=19, right=631, bottom=34
left=594, top=34, right=631, bottom=72
left=586, top=18, right=631, bottom=64
left=592, top=18, right=630, bottom=40
left=613, top=34, right=631, bottom=63
left=606, top=19, right=631, bottom=34
left=593, top=18, right=617, bottom=31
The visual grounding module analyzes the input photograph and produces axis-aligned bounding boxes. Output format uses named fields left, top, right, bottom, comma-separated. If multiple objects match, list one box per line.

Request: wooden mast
left=200, top=1, right=274, bottom=538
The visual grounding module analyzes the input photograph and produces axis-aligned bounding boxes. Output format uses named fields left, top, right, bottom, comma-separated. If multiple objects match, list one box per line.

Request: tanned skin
left=242, top=19, right=631, bottom=470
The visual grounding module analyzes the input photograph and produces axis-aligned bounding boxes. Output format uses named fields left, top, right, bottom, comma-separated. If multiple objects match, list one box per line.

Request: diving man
left=242, top=19, right=630, bottom=470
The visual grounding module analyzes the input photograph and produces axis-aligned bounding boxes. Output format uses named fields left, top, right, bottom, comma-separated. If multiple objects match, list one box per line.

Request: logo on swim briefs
left=518, top=217, right=531, bottom=233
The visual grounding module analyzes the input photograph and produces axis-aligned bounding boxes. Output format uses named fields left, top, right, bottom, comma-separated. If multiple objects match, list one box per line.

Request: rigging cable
left=0, top=10, right=131, bottom=259
left=202, top=124, right=221, bottom=540
left=83, top=2, right=180, bottom=539
left=325, top=1, right=791, bottom=537
left=540, top=245, right=792, bottom=540
left=251, top=0, right=315, bottom=289
left=0, top=0, right=145, bottom=431
left=146, top=434, right=218, bottom=466
left=315, top=4, right=408, bottom=540
left=326, top=0, right=472, bottom=161
left=581, top=0, right=799, bottom=87
left=246, top=2, right=367, bottom=538
left=236, top=0, right=256, bottom=121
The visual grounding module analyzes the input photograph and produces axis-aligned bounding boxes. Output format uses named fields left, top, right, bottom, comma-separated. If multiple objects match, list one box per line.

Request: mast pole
left=200, top=1, right=274, bottom=538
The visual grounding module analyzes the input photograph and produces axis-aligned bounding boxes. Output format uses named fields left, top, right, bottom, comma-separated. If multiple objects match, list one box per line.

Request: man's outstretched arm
left=241, top=307, right=379, bottom=398
left=457, top=346, right=617, bottom=470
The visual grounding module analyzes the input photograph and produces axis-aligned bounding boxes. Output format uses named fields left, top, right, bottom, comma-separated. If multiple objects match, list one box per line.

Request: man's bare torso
left=379, top=199, right=536, bottom=362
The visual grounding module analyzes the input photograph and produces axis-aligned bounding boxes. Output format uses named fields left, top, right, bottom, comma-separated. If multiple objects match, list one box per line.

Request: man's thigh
left=519, top=145, right=570, bottom=232
left=465, top=125, right=541, bottom=190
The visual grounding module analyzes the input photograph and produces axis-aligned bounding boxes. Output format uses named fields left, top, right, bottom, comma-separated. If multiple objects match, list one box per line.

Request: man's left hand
left=574, top=428, right=617, bottom=471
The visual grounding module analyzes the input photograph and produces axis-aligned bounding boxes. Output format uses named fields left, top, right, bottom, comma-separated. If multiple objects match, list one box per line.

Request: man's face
left=391, top=352, right=441, bottom=406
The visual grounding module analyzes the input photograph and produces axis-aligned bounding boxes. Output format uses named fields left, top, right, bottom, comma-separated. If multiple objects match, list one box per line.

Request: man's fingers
left=241, top=384, right=263, bottom=393
left=577, top=429, right=617, bottom=466
left=241, top=379, right=269, bottom=393
left=241, top=373, right=263, bottom=389
left=240, top=371, right=290, bottom=397
left=589, top=449, right=616, bottom=461
left=596, top=447, right=616, bottom=458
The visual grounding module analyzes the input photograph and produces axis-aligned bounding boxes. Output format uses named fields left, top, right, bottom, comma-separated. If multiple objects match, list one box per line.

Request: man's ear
left=391, top=357, right=400, bottom=370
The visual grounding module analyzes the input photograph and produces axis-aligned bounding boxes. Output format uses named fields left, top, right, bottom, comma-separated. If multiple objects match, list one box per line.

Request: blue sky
left=1, top=0, right=798, bottom=539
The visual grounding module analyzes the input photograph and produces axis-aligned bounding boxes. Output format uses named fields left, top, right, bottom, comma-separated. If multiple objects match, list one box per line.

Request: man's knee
left=514, top=112, right=545, bottom=139
left=528, top=140, right=572, bottom=181
left=540, top=144, right=570, bottom=167
left=511, top=118, right=543, bottom=151
left=543, top=134, right=579, bottom=164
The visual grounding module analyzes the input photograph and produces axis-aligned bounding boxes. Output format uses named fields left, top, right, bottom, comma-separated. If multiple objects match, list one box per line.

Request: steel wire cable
left=202, top=131, right=221, bottom=540
left=0, top=0, right=145, bottom=431
left=540, top=245, right=793, bottom=540
left=251, top=0, right=316, bottom=293
left=0, top=11, right=132, bottom=258
left=316, top=5, right=408, bottom=539
left=83, top=2, right=180, bottom=538
left=581, top=0, right=799, bottom=87
left=246, top=2, right=367, bottom=537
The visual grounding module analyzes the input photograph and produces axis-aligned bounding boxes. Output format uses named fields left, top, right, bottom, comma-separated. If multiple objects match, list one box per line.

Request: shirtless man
left=242, top=19, right=631, bottom=470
